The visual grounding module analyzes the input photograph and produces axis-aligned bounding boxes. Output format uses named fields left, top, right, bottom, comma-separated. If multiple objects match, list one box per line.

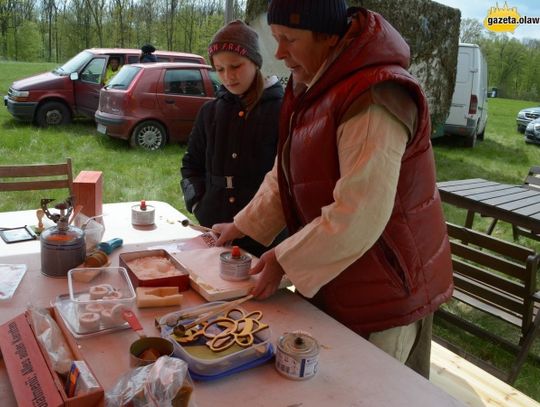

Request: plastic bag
left=73, top=213, right=105, bottom=252
left=105, top=356, right=194, bottom=407
left=28, top=305, right=75, bottom=375
left=0, top=264, right=27, bottom=300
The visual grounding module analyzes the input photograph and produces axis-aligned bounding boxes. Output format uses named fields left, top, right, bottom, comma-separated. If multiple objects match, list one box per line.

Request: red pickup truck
left=4, top=48, right=205, bottom=126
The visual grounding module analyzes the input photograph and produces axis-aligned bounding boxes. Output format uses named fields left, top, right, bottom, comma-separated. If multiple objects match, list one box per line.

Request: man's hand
left=249, top=249, right=284, bottom=299
left=213, top=222, right=245, bottom=246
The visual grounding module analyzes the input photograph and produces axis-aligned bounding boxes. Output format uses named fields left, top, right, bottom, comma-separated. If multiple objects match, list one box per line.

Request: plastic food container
left=60, top=267, right=136, bottom=336
left=119, top=249, right=190, bottom=291
left=158, top=302, right=273, bottom=378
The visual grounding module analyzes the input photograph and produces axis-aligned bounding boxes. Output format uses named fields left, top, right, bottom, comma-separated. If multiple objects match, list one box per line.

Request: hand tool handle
left=185, top=294, right=254, bottom=330
left=98, top=237, right=123, bottom=254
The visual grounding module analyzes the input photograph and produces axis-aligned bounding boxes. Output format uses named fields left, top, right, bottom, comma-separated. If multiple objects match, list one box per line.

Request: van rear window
left=106, top=66, right=141, bottom=89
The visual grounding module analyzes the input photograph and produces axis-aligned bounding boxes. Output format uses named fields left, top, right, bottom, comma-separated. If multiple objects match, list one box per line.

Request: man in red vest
left=214, top=0, right=453, bottom=378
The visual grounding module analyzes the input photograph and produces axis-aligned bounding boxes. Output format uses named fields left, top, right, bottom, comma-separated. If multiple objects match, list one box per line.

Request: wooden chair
left=484, top=166, right=540, bottom=241
left=0, top=159, right=73, bottom=195
left=435, top=222, right=540, bottom=384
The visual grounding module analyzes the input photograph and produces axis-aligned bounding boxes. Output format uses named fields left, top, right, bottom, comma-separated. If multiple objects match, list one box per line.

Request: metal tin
left=40, top=225, right=86, bottom=278
left=219, top=250, right=251, bottom=281
left=275, top=331, right=320, bottom=380
left=131, top=203, right=155, bottom=225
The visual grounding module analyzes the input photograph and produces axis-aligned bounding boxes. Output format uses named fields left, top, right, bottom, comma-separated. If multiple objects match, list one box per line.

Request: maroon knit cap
left=208, top=20, right=263, bottom=68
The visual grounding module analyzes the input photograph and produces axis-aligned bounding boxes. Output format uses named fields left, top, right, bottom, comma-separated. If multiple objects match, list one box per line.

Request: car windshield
left=105, top=66, right=141, bottom=89
left=53, top=50, right=93, bottom=75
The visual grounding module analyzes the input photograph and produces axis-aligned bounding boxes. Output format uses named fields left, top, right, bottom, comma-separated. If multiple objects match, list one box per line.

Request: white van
left=443, top=43, right=488, bottom=147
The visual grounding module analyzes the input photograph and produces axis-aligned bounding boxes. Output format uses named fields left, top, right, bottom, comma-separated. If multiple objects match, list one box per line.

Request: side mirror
left=70, top=72, right=79, bottom=81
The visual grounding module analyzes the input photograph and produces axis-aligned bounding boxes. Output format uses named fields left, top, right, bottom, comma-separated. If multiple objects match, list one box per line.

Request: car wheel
left=464, top=132, right=477, bottom=148
left=35, top=101, right=71, bottom=126
left=130, top=121, right=167, bottom=150
left=517, top=125, right=526, bottom=133
left=477, top=127, right=485, bottom=141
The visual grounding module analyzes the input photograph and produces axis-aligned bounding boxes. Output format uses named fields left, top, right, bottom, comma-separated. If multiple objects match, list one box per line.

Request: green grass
left=0, top=61, right=188, bottom=214
left=1, top=62, right=540, bottom=400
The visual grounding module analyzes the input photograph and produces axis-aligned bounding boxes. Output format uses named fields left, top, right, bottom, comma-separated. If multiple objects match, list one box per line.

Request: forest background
left=1, top=0, right=540, bottom=102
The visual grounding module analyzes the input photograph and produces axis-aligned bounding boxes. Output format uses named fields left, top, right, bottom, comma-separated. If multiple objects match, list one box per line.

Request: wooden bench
left=435, top=222, right=540, bottom=384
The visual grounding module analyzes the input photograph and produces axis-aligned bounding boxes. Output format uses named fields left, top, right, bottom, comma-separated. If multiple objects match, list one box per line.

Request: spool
left=275, top=331, right=320, bottom=380
left=131, top=200, right=155, bottom=226
left=219, top=246, right=251, bottom=281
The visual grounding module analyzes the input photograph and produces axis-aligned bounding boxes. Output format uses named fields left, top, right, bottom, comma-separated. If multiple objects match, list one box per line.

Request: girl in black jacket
left=180, top=20, right=285, bottom=256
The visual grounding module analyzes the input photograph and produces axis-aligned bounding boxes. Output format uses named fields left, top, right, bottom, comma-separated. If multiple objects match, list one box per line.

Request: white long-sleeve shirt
left=234, top=102, right=410, bottom=298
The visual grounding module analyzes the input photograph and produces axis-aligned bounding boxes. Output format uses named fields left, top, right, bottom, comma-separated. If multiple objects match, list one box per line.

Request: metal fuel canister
left=219, top=245, right=251, bottom=281
left=275, top=331, right=320, bottom=380
left=131, top=200, right=155, bottom=226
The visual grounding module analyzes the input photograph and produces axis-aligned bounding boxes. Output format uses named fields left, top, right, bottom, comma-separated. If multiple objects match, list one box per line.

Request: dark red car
left=95, top=62, right=220, bottom=150
left=4, top=48, right=206, bottom=127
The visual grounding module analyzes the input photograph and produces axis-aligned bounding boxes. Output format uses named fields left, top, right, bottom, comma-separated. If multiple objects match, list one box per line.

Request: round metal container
left=40, top=225, right=86, bottom=278
left=275, top=331, right=320, bottom=380
left=131, top=203, right=155, bottom=225
left=129, top=336, right=174, bottom=367
left=219, top=250, right=251, bottom=281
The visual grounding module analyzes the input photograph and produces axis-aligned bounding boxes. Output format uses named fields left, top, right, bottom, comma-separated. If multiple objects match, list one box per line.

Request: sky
left=434, top=0, right=540, bottom=40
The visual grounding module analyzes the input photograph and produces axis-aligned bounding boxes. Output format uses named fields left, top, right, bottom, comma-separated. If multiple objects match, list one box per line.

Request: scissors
left=203, top=308, right=269, bottom=352
left=170, top=321, right=208, bottom=344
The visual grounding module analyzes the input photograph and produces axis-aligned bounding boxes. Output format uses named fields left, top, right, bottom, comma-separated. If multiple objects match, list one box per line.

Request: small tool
left=179, top=219, right=216, bottom=234
left=169, top=294, right=254, bottom=337
left=97, top=238, right=123, bottom=254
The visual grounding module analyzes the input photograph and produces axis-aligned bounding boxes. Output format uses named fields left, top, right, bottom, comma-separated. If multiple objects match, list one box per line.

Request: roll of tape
left=79, top=312, right=101, bottom=330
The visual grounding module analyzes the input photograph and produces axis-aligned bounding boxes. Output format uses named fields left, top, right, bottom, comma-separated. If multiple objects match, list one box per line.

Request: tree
left=85, top=0, right=105, bottom=47
left=164, top=0, right=178, bottom=50
left=460, top=18, right=484, bottom=44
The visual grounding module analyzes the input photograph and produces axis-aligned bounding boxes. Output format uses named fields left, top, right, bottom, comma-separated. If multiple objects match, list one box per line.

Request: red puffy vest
left=277, top=9, right=453, bottom=336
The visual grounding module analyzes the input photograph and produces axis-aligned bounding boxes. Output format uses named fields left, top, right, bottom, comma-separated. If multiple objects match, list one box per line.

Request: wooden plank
left=451, top=243, right=528, bottom=281
left=513, top=201, right=540, bottom=217
left=440, top=183, right=501, bottom=193
left=430, top=341, right=540, bottom=407
left=452, top=259, right=526, bottom=297
left=451, top=290, right=522, bottom=327
left=467, top=186, right=525, bottom=201
left=0, top=180, right=70, bottom=191
left=0, top=163, right=70, bottom=177
left=497, top=195, right=540, bottom=211
left=457, top=185, right=515, bottom=198
left=437, top=179, right=491, bottom=188
left=454, top=274, right=524, bottom=315
left=447, top=223, right=534, bottom=261
left=482, top=189, right=538, bottom=205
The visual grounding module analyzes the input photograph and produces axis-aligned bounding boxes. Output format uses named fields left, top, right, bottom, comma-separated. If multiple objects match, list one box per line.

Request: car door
left=157, top=68, right=214, bottom=142
left=73, top=57, right=107, bottom=117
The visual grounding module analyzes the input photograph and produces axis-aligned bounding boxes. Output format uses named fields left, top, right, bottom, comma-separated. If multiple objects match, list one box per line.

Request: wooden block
left=74, top=171, right=103, bottom=218
left=136, top=286, right=183, bottom=308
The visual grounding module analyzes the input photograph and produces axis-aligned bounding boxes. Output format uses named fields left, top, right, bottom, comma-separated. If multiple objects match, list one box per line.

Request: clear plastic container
left=60, top=267, right=136, bottom=336
left=158, top=302, right=273, bottom=377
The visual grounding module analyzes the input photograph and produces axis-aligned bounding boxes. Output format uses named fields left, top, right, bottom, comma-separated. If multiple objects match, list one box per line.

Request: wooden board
left=430, top=341, right=539, bottom=407
left=173, top=247, right=290, bottom=301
